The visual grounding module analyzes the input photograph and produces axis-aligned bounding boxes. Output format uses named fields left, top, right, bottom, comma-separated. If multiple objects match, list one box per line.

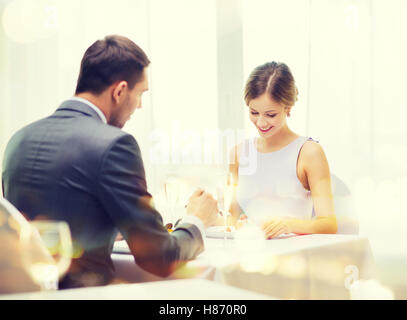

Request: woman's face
left=248, top=93, right=290, bottom=138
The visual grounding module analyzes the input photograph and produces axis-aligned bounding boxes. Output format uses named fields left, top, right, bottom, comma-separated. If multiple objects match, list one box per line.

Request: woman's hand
left=262, top=217, right=291, bottom=239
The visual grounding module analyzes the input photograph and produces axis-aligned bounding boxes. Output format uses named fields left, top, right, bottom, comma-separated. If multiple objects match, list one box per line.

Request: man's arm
left=97, top=134, right=205, bottom=277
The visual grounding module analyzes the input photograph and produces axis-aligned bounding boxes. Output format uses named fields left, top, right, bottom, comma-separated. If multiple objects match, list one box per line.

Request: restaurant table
left=111, top=234, right=376, bottom=300
left=0, top=278, right=272, bottom=300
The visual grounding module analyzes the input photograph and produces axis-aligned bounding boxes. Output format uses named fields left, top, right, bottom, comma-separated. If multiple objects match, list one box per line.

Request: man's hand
left=262, top=217, right=291, bottom=239
left=235, top=214, right=248, bottom=229
left=186, top=188, right=218, bottom=227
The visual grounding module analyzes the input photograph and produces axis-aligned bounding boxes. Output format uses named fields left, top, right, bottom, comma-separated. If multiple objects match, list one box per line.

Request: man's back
left=2, top=100, right=150, bottom=286
left=2, top=35, right=219, bottom=289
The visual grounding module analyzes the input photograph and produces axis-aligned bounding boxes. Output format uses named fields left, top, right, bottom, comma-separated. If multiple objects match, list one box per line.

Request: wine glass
left=216, top=172, right=234, bottom=241
left=20, top=220, right=73, bottom=291
left=163, top=175, right=181, bottom=229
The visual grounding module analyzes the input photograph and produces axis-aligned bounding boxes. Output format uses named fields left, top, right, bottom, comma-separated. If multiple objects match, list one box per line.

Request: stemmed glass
left=20, top=220, right=73, bottom=291
left=216, top=172, right=234, bottom=241
left=164, top=175, right=181, bottom=229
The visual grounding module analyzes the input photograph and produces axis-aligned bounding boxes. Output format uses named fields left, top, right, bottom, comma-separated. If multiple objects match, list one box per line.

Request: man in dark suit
left=2, top=35, right=218, bottom=289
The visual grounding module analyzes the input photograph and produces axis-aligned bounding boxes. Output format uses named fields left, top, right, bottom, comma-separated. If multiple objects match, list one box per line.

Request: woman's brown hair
left=244, top=62, right=298, bottom=112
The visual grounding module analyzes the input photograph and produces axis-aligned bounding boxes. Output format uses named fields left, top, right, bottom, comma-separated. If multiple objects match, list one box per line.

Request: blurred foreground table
left=112, top=234, right=376, bottom=299
left=0, top=278, right=272, bottom=300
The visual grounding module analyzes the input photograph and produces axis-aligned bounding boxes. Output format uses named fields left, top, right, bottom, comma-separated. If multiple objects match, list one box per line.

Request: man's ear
left=112, top=81, right=128, bottom=104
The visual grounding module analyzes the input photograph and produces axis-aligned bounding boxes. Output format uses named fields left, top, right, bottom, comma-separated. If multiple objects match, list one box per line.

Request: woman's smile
left=258, top=126, right=273, bottom=133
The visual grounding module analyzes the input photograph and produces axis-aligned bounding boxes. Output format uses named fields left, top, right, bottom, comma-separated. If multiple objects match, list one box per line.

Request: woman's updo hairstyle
left=244, top=62, right=298, bottom=116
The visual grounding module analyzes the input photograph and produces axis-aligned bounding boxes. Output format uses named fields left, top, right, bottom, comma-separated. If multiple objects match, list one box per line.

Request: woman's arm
left=263, top=141, right=337, bottom=238
left=288, top=141, right=337, bottom=234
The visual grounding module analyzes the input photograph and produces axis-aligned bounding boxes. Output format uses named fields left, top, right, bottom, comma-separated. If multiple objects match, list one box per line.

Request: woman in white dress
left=228, top=61, right=337, bottom=238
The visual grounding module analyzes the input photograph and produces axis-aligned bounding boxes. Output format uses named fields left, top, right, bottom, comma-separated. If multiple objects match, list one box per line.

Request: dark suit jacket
left=2, top=100, right=204, bottom=288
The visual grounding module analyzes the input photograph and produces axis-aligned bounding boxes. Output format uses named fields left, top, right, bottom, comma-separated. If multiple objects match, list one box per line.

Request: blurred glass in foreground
left=20, top=220, right=72, bottom=291
left=0, top=198, right=40, bottom=294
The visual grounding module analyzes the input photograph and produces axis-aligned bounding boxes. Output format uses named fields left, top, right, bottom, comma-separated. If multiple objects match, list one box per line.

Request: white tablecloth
left=0, top=278, right=272, bottom=300
left=112, top=234, right=376, bottom=299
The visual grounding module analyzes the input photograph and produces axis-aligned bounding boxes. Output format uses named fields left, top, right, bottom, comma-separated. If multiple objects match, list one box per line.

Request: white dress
left=235, top=136, right=315, bottom=224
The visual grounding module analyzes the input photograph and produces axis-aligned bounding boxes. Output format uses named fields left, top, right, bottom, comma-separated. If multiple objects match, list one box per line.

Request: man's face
left=109, top=68, right=149, bottom=128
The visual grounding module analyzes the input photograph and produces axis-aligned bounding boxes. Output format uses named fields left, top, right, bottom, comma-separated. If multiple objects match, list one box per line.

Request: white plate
left=206, top=226, right=235, bottom=239
left=113, top=240, right=130, bottom=254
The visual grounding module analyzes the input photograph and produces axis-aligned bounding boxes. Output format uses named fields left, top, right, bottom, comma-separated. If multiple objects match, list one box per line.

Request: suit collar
left=56, top=99, right=106, bottom=123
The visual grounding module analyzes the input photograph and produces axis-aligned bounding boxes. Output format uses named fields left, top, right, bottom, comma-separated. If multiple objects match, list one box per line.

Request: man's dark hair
left=75, top=35, right=150, bottom=95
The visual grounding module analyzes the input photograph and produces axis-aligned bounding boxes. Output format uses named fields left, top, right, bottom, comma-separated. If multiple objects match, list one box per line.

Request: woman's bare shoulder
left=300, top=139, right=330, bottom=176
left=301, top=139, right=326, bottom=159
